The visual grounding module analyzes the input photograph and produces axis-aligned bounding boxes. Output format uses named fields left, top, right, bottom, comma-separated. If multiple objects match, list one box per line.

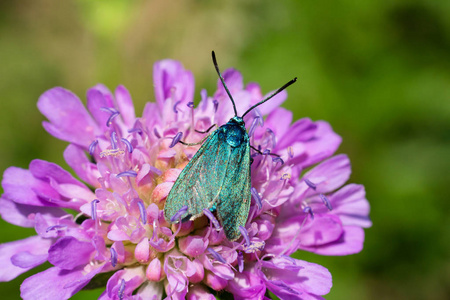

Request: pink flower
left=0, top=57, right=371, bottom=299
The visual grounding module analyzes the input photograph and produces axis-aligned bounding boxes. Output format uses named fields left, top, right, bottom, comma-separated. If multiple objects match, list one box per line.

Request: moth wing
left=164, top=129, right=233, bottom=222
left=216, top=138, right=252, bottom=241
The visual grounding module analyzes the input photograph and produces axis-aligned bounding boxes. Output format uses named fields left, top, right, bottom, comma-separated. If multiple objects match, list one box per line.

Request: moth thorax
left=222, top=123, right=245, bottom=148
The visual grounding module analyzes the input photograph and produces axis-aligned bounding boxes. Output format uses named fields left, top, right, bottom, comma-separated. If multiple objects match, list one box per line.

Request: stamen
left=251, top=152, right=260, bottom=158
left=118, top=279, right=125, bottom=300
left=266, top=128, right=276, bottom=148
left=110, top=247, right=118, bottom=267
left=272, top=281, right=300, bottom=295
left=170, top=205, right=188, bottom=223
left=88, top=140, right=98, bottom=156
left=251, top=187, right=262, bottom=210
left=100, top=107, right=119, bottom=114
left=239, top=226, right=251, bottom=247
left=303, top=206, right=314, bottom=220
left=237, top=251, right=244, bottom=273
left=169, top=132, right=183, bottom=148
left=149, top=166, right=163, bottom=176
left=116, top=170, right=137, bottom=178
left=254, top=108, right=264, bottom=126
left=248, top=117, right=260, bottom=137
left=45, top=225, right=67, bottom=233
left=207, top=248, right=226, bottom=264
left=111, top=132, right=118, bottom=149
left=128, top=127, right=142, bottom=134
left=173, top=101, right=182, bottom=113
left=319, top=194, right=333, bottom=210
left=304, top=178, right=316, bottom=190
left=280, top=173, right=291, bottom=180
left=187, top=102, right=194, bottom=108
left=106, top=112, right=120, bottom=127
left=288, top=146, right=294, bottom=158
left=153, top=128, right=161, bottom=138
left=203, top=209, right=221, bottom=230
left=100, top=107, right=119, bottom=127
left=120, top=138, right=133, bottom=153
left=244, top=240, right=265, bottom=253
left=137, top=200, right=147, bottom=224
left=272, top=156, right=284, bottom=165
left=213, top=99, right=219, bottom=112
left=99, top=148, right=125, bottom=158
left=91, top=199, right=100, bottom=221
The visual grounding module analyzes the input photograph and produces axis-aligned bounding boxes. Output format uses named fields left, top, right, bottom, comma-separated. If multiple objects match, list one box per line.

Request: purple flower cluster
left=0, top=59, right=371, bottom=299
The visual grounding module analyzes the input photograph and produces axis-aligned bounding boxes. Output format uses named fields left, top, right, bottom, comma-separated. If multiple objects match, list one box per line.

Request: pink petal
left=179, top=235, right=208, bottom=257
left=303, top=154, right=351, bottom=194
left=200, top=253, right=234, bottom=280
left=153, top=60, right=194, bottom=111
left=216, top=68, right=243, bottom=95
left=301, top=226, right=365, bottom=256
left=20, top=266, right=100, bottom=300
left=256, top=89, right=288, bottom=116
left=29, top=159, right=85, bottom=187
left=48, top=237, right=95, bottom=270
left=187, top=284, right=216, bottom=300
left=300, top=121, right=342, bottom=168
left=188, top=259, right=204, bottom=283
left=2, top=167, right=54, bottom=207
left=152, top=182, right=174, bottom=203
left=265, top=107, right=293, bottom=138
left=28, top=160, right=93, bottom=209
left=38, top=87, right=99, bottom=148
left=86, top=88, right=111, bottom=130
left=115, top=85, right=136, bottom=127
left=227, top=270, right=266, bottom=300
left=277, top=117, right=317, bottom=150
left=299, top=214, right=343, bottom=247
left=204, top=271, right=228, bottom=291
left=142, top=102, right=161, bottom=131
left=136, top=281, right=163, bottom=300
left=262, top=256, right=332, bottom=298
left=11, top=252, right=48, bottom=269
left=105, top=267, right=146, bottom=299
left=330, top=184, right=372, bottom=228
left=135, top=238, right=150, bottom=263
left=146, top=257, right=163, bottom=281
left=246, top=82, right=263, bottom=102
left=63, top=144, right=100, bottom=187
left=0, top=197, right=65, bottom=228
left=0, top=236, right=52, bottom=281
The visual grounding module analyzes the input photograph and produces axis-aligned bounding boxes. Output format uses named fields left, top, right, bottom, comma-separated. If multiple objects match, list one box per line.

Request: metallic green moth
left=164, top=51, right=296, bottom=241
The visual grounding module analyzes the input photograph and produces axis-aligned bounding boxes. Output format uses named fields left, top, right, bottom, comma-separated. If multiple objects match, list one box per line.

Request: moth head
left=230, top=116, right=244, bottom=126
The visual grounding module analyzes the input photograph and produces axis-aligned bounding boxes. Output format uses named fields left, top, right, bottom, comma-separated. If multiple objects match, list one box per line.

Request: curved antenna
left=212, top=51, right=238, bottom=116
left=241, top=77, right=297, bottom=119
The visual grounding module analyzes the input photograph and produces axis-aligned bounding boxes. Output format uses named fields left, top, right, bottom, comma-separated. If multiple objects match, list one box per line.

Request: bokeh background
left=1, top=0, right=449, bottom=299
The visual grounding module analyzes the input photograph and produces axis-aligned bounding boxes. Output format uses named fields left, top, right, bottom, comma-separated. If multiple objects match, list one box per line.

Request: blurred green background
left=1, top=0, right=449, bottom=299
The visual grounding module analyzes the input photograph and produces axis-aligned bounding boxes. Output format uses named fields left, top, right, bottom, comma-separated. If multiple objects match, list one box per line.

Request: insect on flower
left=164, top=51, right=297, bottom=240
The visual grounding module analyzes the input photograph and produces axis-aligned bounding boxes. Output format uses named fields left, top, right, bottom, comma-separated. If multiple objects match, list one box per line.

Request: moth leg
left=179, top=125, right=218, bottom=146
left=250, top=145, right=281, bottom=158
left=179, top=135, right=209, bottom=146
left=195, top=124, right=217, bottom=134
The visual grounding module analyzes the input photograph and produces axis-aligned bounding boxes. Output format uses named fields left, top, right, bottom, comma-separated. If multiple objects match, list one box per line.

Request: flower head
left=0, top=57, right=371, bottom=299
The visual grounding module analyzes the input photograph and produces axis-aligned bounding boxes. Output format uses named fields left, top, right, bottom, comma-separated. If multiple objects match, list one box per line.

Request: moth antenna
left=212, top=51, right=238, bottom=116
left=241, top=77, right=297, bottom=119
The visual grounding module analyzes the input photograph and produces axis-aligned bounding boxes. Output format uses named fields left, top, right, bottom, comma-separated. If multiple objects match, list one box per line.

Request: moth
left=164, top=51, right=296, bottom=241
